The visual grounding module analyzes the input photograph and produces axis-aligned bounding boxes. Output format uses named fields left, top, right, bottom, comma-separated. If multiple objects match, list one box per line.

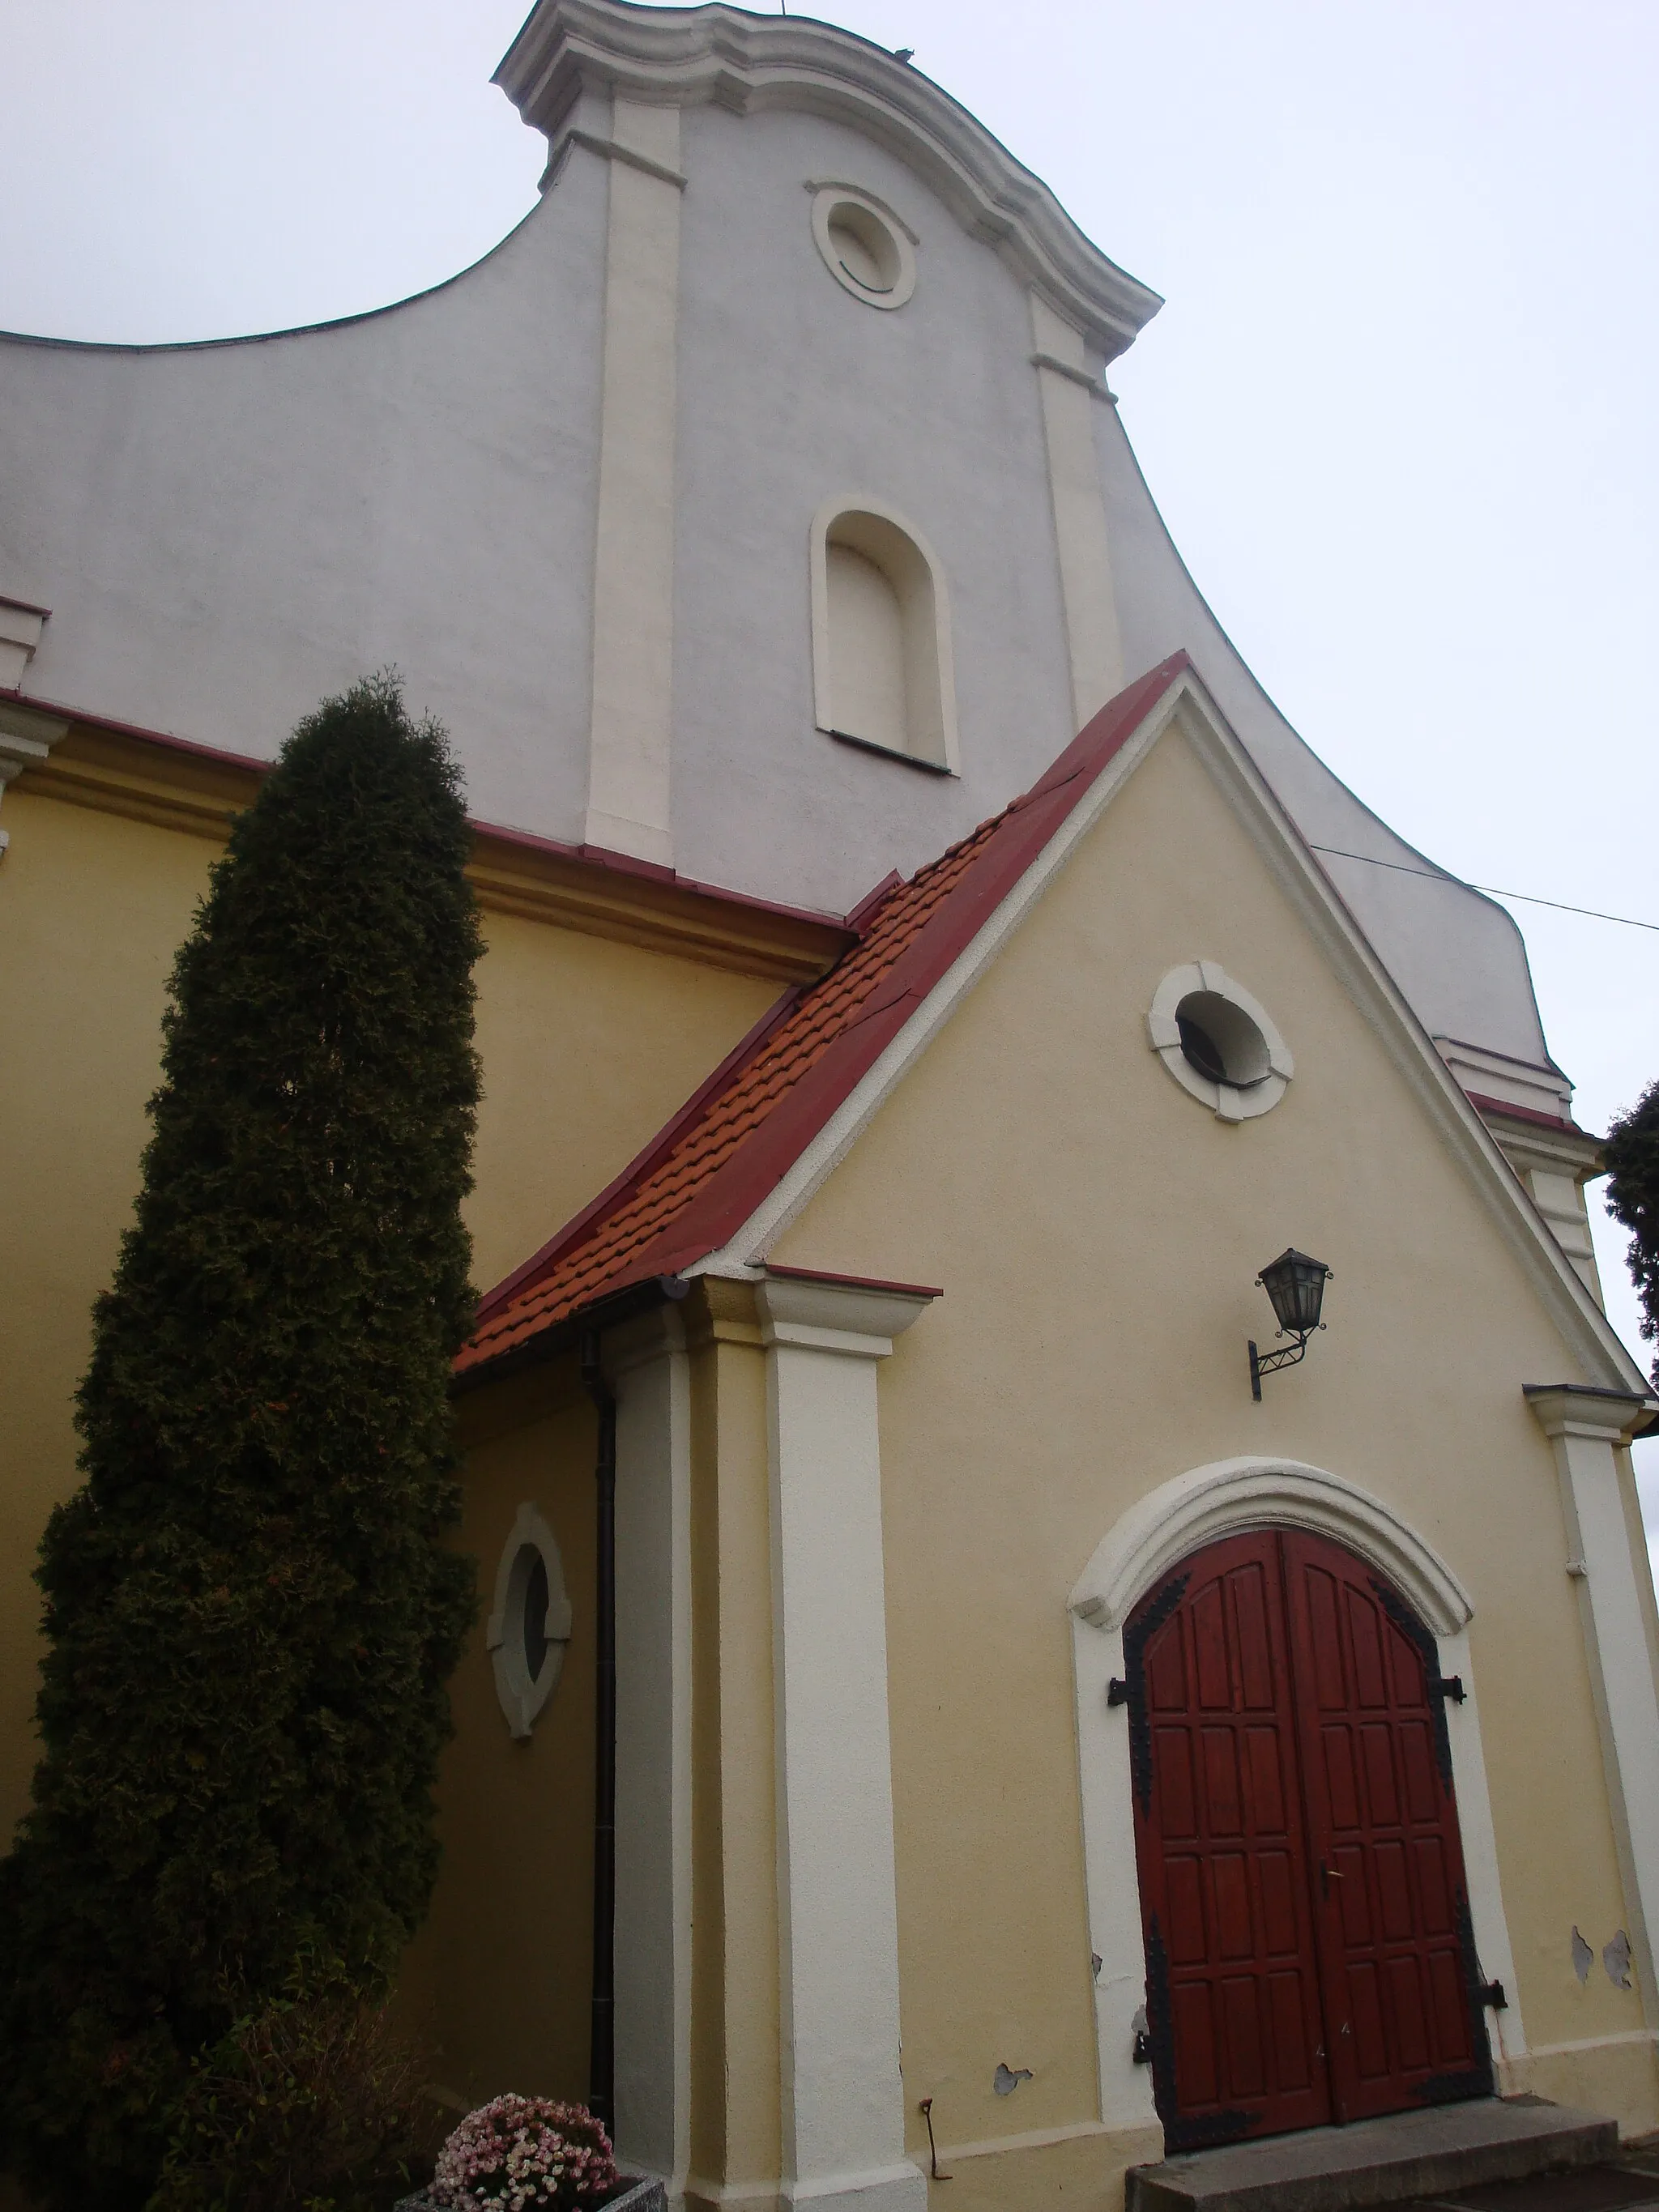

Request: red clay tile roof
left=1465, top=1092, right=1594, bottom=1140
left=456, top=654, right=1192, bottom=1379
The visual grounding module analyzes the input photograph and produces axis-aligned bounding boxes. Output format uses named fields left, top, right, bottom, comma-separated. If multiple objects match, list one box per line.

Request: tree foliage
left=1606, top=1076, right=1659, bottom=1384
left=0, top=676, right=482, bottom=2211
left=151, top=1952, right=441, bottom=2212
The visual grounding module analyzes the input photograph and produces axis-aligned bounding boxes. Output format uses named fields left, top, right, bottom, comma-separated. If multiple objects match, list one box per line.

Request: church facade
left=2, top=5, right=1656, bottom=2210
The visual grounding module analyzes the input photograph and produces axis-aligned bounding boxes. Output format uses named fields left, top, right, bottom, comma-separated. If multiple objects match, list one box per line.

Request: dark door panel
left=1126, top=1526, right=1491, bottom=2150
left=1282, top=1530, right=1491, bottom=2120
left=1128, top=1530, right=1332, bottom=2146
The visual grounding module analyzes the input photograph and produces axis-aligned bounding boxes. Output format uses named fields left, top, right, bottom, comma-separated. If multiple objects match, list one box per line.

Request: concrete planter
left=398, top=2182, right=665, bottom=2212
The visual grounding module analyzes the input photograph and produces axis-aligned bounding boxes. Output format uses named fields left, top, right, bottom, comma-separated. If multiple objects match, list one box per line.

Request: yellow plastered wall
left=770, top=720, right=1657, bottom=2169
left=403, top=1361, right=599, bottom=2106
left=466, top=911, right=777, bottom=1294
left=0, top=786, right=778, bottom=1839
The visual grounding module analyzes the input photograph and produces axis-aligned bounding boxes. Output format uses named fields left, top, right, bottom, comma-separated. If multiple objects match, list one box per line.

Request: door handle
left=1320, top=1860, right=1345, bottom=1899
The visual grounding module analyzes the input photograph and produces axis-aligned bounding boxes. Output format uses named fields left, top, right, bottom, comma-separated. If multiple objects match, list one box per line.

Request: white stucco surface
left=0, top=0, right=1559, bottom=1080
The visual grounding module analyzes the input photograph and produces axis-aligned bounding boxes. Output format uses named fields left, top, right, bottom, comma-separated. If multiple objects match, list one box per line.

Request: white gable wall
left=0, top=0, right=1563, bottom=1092
left=0, top=145, right=609, bottom=837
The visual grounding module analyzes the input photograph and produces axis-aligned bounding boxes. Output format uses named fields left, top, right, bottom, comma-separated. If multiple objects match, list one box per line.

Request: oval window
left=1146, top=962, right=1293, bottom=1123
left=1175, top=990, right=1272, bottom=1088
left=810, top=184, right=917, bottom=310
left=486, top=1506, right=572, bottom=1740
left=827, top=202, right=899, bottom=293
left=521, top=1548, right=550, bottom=1683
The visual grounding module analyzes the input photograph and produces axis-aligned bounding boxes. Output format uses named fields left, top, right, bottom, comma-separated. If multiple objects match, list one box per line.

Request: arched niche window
left=810, top=497, right=959, bottom=774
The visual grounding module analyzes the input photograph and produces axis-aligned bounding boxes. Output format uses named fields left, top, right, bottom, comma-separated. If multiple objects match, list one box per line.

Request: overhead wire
left=1307, top=846, right=1659, bottom=936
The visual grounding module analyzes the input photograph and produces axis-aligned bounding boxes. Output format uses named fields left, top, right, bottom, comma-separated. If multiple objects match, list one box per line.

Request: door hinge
left=1429, top=1673, right=1466, bottom=1703
left=1479, top=1978, right=1508, bottom=2010
left=1107, top=1677, right=1129, bottom=1706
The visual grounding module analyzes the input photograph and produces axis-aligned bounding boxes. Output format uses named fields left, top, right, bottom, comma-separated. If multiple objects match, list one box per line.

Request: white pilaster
left=610, top=1303, right=694, bottom=2193
left=1526, top=1384, right=1659, bottom=2012
left=0, top=697, right=70, bottom=858
left=1029, top=292, right=1123, bottom=731
left=0, top=597, right=49, bottom=689
left=585, top=98, right=684, bottom=866
left=755, top=1272, right=935, bottom=2212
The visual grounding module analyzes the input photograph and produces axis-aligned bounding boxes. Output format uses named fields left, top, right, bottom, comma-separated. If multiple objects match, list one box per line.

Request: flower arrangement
left=429, top=2095, right=618, bottom=2212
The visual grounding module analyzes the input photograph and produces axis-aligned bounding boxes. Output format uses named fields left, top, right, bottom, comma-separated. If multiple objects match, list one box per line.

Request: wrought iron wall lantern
left=1248, top=1247, right=1332, bottom=1400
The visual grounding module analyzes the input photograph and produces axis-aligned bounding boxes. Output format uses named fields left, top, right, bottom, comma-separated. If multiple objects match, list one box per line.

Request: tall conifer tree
left=0, top=677, right=481, bottom=2212
left=1606, top=1078, right=1659, bottom=1384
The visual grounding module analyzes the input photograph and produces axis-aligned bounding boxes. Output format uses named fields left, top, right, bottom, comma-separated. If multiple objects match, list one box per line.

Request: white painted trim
left=1527, top=1387, right=1659, bottom=2026
left=1068, top=1603, right=1158, bottom=2133
left=485, top=1502, right=574, bottom=1740
left=808, top=494, right=959, bottom=774
left=689, top=663, right=1645, bottom=1404
left=809, top=185, right=918, bottom=312
left=754, top=1274, right=931, bottom=2212
left=1068, top=1460, right=1525, bottom=2124
left=804, top=180, right=919, bottom=245
left=1432, top=1035, right=1573, bottom=1123
left=0, top=598, right=49, bottom=692
left=1434, top=1622, right=1527, bottom=2070
left=0, top=699, right=70, bottom=858
left=495, top=1, right=1163, bottom=361
left=1030, top=291, right=1124, bottom=727
left=608, top=1303, right=695, bottom=2193
left=1145, top=957, right=1292, bottom=1123
left=1067, top=1457, right=1472, bottom=1638
left=1028, top=352, right=1115, bottom=400
left=684, top=2183, right=786, bottom=2212
left=558, top=125, right=689, bottom=191
left=583, top=97, right=683, bottom=867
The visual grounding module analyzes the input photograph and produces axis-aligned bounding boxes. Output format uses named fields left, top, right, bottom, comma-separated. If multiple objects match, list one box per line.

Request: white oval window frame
left=1145, top=960, right=1294, bottom=1123
left=486, top=1502, right=573, bottom=1741
left=808, top=181, right=918, bottom=310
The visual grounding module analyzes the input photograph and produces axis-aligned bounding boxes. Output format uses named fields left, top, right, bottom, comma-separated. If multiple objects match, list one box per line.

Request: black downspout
left=581, top=1330, right=617, bottom=2136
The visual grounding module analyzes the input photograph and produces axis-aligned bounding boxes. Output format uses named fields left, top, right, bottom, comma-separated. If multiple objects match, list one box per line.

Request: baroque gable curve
left=496, top=0, right=1164, bottom=356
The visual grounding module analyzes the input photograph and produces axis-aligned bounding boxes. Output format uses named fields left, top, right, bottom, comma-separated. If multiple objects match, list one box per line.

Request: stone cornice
left=1524, top=1383, right=1659, bottom=1447
left=0, top=697, right=72, bottom=856
left=753, top=1265, right=939, bottom=1354
left=495, top=0, right=1163, bottom=359
left=1479, top=1111, right=1604, bottom=1187
left=6, top=700, right=850, bottom=985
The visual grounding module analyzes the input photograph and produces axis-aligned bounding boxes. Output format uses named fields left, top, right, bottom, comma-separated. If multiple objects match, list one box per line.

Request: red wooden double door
left=1126, top=1528, right=1491, bottom=2150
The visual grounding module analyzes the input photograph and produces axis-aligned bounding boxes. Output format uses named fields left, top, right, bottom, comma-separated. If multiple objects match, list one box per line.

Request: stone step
left=1126, top=2097, right=1618, bottom=2212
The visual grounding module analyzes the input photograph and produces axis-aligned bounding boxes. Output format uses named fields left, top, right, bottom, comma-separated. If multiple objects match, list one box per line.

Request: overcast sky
left=4, top=0, right=1656, bottom=1477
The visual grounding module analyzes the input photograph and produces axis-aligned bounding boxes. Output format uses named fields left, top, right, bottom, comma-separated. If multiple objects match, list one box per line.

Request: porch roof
left=454, top=654, right=1192, bottom=1379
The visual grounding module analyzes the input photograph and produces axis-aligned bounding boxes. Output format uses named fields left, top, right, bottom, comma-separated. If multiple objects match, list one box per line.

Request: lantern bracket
left=1248, top=1330, right=1319, bottom=1399
left=1247, top=1249, right=1333, bottom=1400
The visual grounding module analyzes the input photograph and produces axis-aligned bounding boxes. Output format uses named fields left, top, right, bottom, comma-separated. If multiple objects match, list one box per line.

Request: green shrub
left=150, top=1958, right=442, bottom=2212
left=0, top=676, right=483, bottom=2211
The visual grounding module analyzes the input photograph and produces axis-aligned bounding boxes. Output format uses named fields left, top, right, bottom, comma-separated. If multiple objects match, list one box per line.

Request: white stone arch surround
left=1067, top=1455, right=1525, bottom=2134
left=1071, top=1458, right=1472, bottom=1638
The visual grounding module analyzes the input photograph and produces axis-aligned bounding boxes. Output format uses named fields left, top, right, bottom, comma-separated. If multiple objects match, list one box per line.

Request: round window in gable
left=1146, top=961, right=1293, bottom=1123
left=486, top=1503, right=573, bottom=1741
left=809, top=184, right=917, bottom=310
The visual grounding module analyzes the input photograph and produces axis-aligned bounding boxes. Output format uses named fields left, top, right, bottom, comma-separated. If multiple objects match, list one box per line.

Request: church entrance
left=1124, top=1528, right=1492, bottom=2150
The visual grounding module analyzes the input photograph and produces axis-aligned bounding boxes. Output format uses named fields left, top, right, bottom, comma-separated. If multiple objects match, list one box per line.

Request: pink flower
left=431, top=2096, right=618, bottom=2212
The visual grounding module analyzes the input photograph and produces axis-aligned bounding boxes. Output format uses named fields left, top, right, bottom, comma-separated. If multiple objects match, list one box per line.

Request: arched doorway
left=1124, top=1528, right=1493, bottom=2150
